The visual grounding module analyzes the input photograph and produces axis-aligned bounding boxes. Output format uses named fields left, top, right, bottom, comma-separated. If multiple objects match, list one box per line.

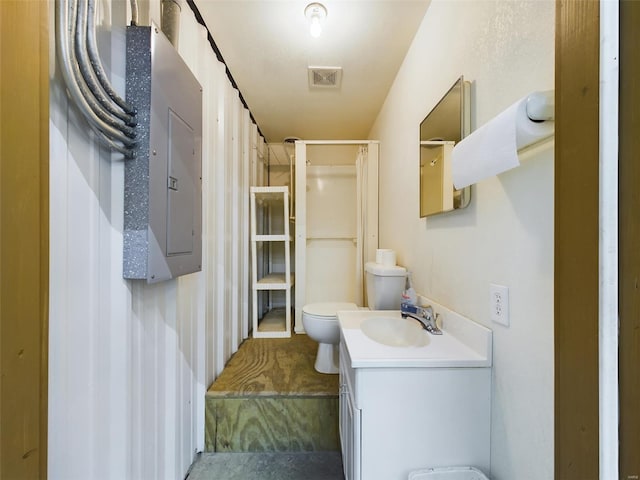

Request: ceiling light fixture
left=304, top=2, right=327, bottom=38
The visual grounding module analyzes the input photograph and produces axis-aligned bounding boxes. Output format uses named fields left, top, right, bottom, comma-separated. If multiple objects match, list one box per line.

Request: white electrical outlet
left=490, top=284, right=510, bottom=326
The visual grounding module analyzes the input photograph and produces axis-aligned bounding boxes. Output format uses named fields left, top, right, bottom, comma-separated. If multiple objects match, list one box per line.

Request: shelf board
left=251, top=186, right=289, bottom=194
left=252, top=234, right=291, bottom=242
left=254, top=273, right=295, bottom=289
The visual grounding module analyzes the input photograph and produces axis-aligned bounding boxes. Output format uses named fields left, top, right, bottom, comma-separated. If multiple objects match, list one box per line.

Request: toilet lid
left=364, top=262, right=407, bottom=276
left=302, top=302, right=358, bottom=317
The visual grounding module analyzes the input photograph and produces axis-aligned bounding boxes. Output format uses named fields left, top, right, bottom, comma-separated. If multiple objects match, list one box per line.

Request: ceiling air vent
left=308, top=66, right=342, bottom=89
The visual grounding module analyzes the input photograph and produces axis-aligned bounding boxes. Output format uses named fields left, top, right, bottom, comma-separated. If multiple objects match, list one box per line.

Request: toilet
left=302, top=261, right=407, bottom=374
left=302, top=302, right=358, bottom=374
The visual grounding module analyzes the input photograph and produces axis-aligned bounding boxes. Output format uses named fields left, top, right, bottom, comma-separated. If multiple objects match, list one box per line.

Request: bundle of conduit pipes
left=55, top=0, right=143, bottom=156
left=56, top=0, right=183, bottom=156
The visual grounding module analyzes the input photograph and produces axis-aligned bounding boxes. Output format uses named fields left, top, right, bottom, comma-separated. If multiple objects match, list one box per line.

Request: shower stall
left=294, top=141, right=379, bottom=333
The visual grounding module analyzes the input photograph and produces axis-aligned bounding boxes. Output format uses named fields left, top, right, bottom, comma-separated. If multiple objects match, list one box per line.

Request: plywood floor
left=208, top=334, right=339, bottom=397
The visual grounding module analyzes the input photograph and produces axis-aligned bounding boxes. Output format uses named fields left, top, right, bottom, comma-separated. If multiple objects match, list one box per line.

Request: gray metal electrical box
left=124, top=25, right=202, bottom=283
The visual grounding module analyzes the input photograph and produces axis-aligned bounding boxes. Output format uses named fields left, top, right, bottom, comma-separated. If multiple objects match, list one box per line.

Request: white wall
left=306, top=165, right=358, bottom=304
left=48, top=2, right=256, bottom=478
left=369, top=2, right=554, bottom=479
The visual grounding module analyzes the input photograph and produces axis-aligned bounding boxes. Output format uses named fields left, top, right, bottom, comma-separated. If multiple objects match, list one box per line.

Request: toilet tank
left=365, top=262, right=407, bottom=310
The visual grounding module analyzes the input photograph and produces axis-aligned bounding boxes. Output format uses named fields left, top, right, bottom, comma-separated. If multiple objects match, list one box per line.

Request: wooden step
left=205, top=334, right=339, bottom=452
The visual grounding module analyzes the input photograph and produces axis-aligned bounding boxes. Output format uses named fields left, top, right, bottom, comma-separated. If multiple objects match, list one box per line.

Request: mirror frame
left=419, top=76, right=471, bottom=218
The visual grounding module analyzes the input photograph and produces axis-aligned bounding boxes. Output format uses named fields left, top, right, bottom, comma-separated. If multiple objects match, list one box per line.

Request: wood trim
left=554, top=1, right=600, bottom=478
left=0, top=1, right=49, bottom=478
left=619, top=0, right=640, bottom=477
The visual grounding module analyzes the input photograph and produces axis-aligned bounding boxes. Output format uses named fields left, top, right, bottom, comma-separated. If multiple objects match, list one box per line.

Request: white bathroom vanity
left=338, top=309, right=493, bottom=480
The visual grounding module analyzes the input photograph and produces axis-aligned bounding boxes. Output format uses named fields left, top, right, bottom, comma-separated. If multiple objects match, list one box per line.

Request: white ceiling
left=196, top=0, right=431, bottom=143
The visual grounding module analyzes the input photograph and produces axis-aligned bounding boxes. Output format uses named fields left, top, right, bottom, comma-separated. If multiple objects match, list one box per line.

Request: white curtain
left=355, top=145, right=368, bottom=305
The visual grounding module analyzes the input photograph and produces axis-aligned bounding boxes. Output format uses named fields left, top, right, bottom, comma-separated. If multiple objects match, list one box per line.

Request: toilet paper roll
left=452, top=94, right=554, bottom=189
left=376, top=249, right=396, bottom=267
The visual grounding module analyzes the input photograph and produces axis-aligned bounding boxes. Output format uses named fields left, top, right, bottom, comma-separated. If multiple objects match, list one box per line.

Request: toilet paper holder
left=451, top=90, right=556, bottom=189
left=526, top=90, right=555, bottom=122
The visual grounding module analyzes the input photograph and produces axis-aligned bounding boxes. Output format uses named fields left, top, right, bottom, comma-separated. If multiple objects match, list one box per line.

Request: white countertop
left=338, top=308, right=492, bottom=368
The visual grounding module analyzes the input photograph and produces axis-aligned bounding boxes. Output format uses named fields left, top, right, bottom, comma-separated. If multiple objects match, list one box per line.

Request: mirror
left=420, top=76, right=471, bottom=217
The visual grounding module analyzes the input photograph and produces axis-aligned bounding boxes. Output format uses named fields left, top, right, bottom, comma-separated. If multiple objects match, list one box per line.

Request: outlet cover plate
left=490, top=283, right=510, bottom=327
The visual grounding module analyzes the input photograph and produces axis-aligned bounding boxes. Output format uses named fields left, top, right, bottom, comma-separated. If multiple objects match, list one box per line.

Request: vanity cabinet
left=339, top=342, right=361, bottom=480
left=339, top=340, right=491, bottom=480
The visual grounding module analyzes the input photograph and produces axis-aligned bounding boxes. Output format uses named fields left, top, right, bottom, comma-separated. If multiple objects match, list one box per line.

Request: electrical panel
left=124, top=25, right=202, bottom=283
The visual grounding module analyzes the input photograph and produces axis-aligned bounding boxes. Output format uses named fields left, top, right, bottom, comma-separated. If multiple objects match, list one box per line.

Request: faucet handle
left=419, top=304, right=434, bottom=319
left=427, top=312, right=443, bottom=335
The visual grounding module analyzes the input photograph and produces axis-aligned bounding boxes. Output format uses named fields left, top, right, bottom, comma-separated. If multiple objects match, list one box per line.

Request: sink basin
left=338, top=309, right=492, bottom=367
left=360, top=316, right=429, bottom=347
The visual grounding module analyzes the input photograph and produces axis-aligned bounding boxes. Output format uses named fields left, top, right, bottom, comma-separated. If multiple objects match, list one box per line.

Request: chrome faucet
left=400, top=303, right=443, bottom=335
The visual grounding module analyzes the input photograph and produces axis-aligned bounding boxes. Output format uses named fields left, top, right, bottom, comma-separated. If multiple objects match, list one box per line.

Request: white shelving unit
left=250, top=186, right=293, bottom=337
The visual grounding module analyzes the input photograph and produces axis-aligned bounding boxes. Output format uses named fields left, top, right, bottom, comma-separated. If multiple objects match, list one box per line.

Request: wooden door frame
left=555, top=0, right=600, bottom=477
left=619, top=0, right=639, bottom=477
left=557, top=2, right=640, bottom=477
left=0, top=1, right=49, bottom=478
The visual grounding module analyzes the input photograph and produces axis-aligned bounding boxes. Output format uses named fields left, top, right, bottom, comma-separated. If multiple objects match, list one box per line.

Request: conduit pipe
left=70, top=0, right=135, bottom=141
left=56, top=0, right=137, bottom=155
left=87, top=0, right=136, bottom=117
left=129, top=0, right=139, bottom=26
left=161, top=0, right=182, bottom=47
left=75, top=0, right=136, bottom=131
left=69, top=16, right=136, bottom=146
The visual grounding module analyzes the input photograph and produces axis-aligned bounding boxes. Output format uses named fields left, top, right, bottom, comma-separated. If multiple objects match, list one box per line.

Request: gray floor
left=186, top=451, right=345, bottom=480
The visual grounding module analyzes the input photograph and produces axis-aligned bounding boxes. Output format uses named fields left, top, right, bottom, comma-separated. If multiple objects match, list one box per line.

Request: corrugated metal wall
left=48, top=2, right=262, bottom=478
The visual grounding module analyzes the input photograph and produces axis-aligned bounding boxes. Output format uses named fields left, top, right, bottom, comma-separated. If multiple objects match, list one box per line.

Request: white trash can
left=408, top=466, right=490, bottom=480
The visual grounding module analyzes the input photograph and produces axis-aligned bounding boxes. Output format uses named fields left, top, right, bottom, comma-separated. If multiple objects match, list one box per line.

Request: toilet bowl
left=302, top=302, right=358, bottom=374
left=303, top=260, right=407, bottom=374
